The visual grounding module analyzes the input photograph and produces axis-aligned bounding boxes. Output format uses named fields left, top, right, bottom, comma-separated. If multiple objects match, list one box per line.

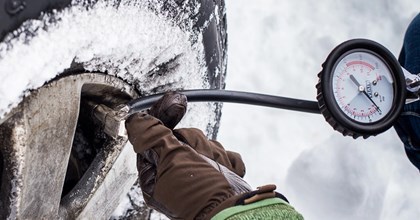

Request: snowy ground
left=218, top=1, right=420, bottom=219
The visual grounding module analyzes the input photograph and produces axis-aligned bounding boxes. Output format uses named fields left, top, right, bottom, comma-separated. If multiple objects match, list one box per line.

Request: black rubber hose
left=128, top=89, right=320, bottom=114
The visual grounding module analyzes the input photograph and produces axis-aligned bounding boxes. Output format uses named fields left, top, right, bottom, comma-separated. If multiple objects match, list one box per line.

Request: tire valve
left=88, top=102, right=129, bottom=139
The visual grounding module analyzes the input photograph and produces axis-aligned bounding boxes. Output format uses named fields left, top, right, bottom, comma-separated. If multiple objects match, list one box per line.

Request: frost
left=0, top=1, right=214, bottom=219
left=0, top=0, right=208, bottom=121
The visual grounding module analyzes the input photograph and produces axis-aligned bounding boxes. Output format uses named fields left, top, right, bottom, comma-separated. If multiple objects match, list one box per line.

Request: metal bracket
left=403, top=67, right=420, bottom=104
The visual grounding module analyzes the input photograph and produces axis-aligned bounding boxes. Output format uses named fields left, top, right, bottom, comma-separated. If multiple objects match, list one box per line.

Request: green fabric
left=211, top=198, right=304, bottom=220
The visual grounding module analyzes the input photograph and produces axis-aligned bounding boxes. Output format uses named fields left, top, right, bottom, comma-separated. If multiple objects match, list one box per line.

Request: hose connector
left=91, top=103, right=129, bottom=139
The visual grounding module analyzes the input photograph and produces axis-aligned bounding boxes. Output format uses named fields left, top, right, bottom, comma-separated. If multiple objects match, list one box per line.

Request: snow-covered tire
left=0, top=0, right=227, bottom=219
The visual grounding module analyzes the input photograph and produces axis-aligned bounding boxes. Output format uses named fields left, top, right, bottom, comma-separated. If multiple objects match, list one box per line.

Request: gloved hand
left=126, top=112, right=252, bottom=219
left=136, top=150, right=176, bottom=217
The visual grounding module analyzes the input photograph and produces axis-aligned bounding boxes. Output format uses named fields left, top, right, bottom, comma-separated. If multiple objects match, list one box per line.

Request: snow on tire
left=0, top=0, right=227, bottom=219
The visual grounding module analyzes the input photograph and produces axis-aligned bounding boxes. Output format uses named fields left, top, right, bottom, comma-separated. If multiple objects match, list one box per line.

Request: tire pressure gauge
left=317, top=39, right=406, bottom=138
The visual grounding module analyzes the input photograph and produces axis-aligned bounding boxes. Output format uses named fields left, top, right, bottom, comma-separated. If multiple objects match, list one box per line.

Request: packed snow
left=218, top=1, right=420, bottom=219
left=0, top=0, right=215, bottom=130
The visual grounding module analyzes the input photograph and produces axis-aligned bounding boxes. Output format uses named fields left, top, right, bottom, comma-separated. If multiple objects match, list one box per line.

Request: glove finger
left=137, top=153, right=157, bottom=196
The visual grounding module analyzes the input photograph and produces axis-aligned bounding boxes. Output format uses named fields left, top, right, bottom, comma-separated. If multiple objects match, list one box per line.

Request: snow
left=0, top=0, right=211, bottom=128
left=218, top=1, right=420, bottom=219
left=0, top=0, right=216, bottom=218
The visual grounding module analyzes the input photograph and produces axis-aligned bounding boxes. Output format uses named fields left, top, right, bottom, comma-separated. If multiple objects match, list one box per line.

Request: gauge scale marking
left=332, top=51, right=394, bottom=123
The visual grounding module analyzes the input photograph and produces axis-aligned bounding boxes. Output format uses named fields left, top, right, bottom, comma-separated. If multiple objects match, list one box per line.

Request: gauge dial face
left=332, top=51, right=394, bottom=123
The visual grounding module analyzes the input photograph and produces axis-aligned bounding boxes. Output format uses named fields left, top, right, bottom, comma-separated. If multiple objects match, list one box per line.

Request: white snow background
left=218, top=1, right=420, bottom=220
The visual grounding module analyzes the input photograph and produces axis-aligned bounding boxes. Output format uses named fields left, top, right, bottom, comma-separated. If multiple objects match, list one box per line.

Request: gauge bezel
left=319, top=39, right=406, bottom=137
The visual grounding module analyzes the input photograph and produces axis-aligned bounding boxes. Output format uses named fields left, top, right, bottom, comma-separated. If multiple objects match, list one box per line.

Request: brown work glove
left=136, top=150, right=177, bottom=217
left=136, top=146, right=252, bottom=217
left=126, top=112, right=252, bottom=219
left=173, top=128, right=247, bottom=178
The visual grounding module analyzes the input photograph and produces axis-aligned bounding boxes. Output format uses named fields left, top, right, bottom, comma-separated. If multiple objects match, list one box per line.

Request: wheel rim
left=0, top=73, right=139, bottom=219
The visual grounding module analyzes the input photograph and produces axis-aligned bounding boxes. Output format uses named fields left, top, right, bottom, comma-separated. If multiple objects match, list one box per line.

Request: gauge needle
left=349, top=74, right=382, bottom=113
